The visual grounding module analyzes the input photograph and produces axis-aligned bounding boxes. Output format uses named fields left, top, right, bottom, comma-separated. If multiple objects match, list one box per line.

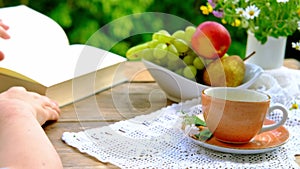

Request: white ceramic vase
left=245, top=31, right=287, bottom=70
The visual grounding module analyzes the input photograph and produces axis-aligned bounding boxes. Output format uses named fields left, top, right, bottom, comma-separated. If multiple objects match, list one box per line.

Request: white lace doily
left=62, top=67, right=300, bottom=169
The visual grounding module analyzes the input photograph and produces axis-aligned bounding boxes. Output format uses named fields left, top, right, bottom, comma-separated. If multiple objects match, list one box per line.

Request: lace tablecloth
left=62, top=67, right=300, bottom=169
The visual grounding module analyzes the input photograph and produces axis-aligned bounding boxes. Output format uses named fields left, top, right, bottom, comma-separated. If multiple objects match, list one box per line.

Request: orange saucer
left=189, top=119, right=289, bottom=154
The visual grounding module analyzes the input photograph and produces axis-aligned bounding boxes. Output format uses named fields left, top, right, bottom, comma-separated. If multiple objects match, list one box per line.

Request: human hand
left=0, top=19, right=10, bottom=39
left=0, top=19, right=10, bottom=61
left=0, top=87, right=60, bottom=125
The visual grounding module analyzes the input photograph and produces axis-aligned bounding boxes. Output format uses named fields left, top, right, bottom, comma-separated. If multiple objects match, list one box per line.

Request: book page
left=0, top=5, right=127, bottom=87
left=40, top=44, right=127, bottom=87
left=0, top=5, right=69, bottom=84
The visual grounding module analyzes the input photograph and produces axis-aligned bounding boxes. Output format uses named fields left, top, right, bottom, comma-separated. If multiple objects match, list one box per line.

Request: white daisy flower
left=244, top=5, right=260, bottom=19
left=184, top=124, right=199, bottom=136
left=292, top=42, right=300, bottom=51
left=277, top=0, right=289, bottom=3
left=235, top=7, right=244, bottom=16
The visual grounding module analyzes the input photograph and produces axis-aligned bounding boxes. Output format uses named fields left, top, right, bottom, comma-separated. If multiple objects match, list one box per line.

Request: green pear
left=202, top=55, right=245, bottom=87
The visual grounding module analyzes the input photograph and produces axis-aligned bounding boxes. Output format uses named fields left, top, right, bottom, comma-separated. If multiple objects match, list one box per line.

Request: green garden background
left=1, top=0, right=299, bottom=60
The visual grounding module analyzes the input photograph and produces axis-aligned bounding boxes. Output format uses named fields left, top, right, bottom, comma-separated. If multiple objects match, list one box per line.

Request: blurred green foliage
left=0, top=0, right=297, bottom=59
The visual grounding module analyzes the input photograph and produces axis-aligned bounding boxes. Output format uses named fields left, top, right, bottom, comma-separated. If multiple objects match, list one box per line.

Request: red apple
left=191, top=21, right=231, bottom=59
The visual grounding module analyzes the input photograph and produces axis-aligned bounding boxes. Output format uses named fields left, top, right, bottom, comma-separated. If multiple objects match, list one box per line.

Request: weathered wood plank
left=123, top=61, right=155, bottom=82
left=58, top=82, right=173, bottom=122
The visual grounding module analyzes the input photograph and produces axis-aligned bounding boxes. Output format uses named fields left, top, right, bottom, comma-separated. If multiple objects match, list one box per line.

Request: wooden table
left=44, top=60, right=300, bottom=169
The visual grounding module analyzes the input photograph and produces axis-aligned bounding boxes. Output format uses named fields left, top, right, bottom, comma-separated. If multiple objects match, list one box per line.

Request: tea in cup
left=201, top=87, right=288, bottom=144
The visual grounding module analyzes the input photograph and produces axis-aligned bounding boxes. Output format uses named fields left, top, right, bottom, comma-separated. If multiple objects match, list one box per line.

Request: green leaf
left=183, top=114, right=206, bottom=126
left=195, top=129, right=213, bottom=141
left=192, top=115, right=206, bottom=126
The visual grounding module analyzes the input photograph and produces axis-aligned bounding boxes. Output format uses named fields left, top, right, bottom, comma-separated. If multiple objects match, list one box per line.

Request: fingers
left=41, top=96, right=61, bottom=120
left=0, top=19, right=9, bottom=62
left=1, top=87, right=61, bottom=125
left=26, top=90, right=61, bottom=124
left=45, top=105, right=60, bottom=121
left=0, top=51, right=4, bottom=61
left=0, top=19, right=9, bottom=30
left=0, top=19, right=10, bottom=39
left=0, top=28, right=10, bottom=39
left=29, top=91, right=60, bottom=111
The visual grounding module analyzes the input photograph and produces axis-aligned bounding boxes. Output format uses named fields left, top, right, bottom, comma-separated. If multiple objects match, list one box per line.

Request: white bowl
left=142, top=59, right=263, bottom=102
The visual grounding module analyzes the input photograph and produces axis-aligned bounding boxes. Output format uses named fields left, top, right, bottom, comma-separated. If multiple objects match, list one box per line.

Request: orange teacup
left=202, top=87, right=288, bottom=144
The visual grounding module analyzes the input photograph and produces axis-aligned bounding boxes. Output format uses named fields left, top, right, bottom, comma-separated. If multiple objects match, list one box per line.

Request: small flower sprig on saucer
left=200, top=0, right=300, bottom=49
left=182, top=112, right=213, bottom=141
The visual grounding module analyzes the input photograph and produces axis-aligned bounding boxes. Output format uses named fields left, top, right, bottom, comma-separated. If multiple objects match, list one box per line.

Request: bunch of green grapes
left=126, top=26, right=207, bottom=82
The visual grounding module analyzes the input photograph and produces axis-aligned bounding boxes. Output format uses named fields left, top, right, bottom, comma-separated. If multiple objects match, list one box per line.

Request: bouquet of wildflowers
left=200, top=0, right=300, bottom=51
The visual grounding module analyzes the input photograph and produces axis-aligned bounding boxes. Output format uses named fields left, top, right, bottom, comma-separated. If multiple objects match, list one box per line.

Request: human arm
left=0, top=19, right=10, bottom=61
left=0, top=87, right=63, bottom=169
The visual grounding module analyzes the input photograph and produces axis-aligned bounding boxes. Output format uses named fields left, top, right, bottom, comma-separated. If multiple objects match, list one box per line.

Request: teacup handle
left=259, top=104, right=288, bottom=134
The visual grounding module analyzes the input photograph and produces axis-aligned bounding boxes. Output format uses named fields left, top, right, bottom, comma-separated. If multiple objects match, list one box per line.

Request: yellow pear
left=202, top=55, right=245, bottom=87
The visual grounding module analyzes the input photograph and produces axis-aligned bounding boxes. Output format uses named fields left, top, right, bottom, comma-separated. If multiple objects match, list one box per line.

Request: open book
left=0, top=5, right=127, bottom=106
